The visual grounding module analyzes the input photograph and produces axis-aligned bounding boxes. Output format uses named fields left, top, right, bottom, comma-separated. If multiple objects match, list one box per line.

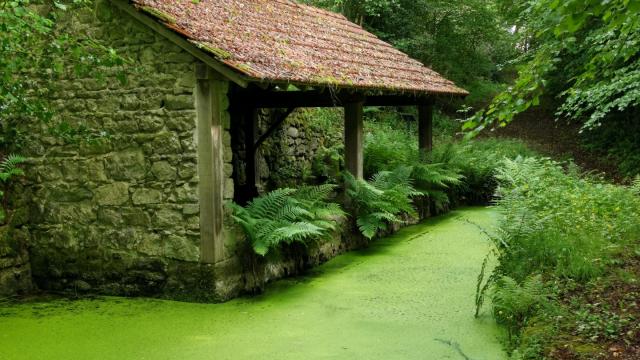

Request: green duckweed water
left=0, top=207, right=505, bottom=360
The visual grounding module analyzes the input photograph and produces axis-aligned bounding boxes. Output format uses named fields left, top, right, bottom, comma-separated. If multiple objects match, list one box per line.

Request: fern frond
left=269, top=222, right=325, bottom=245
left=0, top=154, right=26, bottom=182
left=229, top=186, right=343, bottom=256
left=246, top=188, right=296, bottom=219
left=294, top=184, right=336, bottom=204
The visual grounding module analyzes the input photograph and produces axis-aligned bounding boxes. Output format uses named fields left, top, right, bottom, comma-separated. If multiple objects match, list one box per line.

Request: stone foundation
left=0, top=225, right=32, bottom=297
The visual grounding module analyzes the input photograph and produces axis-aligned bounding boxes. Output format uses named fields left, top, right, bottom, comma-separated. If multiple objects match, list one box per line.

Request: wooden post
left=196, top=63, right=225, bottom=264
left=344, top=100, right=364, bottom=179
left=243, top=107, right=260, bottom=202
left=418, top=103, right=433, bottom=153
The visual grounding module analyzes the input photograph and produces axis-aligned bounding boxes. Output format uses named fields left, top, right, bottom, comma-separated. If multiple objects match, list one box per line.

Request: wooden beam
left=110, top=0, right=249, bottom=88
left=344, top=100, right=364, bottom=179
left=237, top=90, right=343, bottom=108
left=196, top=63, right=226, bottom=264
left=254, top=108, right=296, bottom=151
left=418, top=104, right=434, bottom=153
left=367, top=95, right=433, bottom=107
left=235, top=90, right=434, bottom=109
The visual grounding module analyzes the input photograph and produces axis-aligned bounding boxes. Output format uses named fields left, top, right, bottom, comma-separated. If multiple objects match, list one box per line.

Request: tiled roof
left=130, top=0, right=468, bottom=96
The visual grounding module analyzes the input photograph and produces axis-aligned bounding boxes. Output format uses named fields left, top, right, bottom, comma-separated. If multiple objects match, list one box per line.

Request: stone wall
left=0, top=184, right=33, bottom=297
left=231, top=108, right=344, bottom=194
left=0, top=227, right=32, bottom=298
left=20, top=2, right=234, bottom=300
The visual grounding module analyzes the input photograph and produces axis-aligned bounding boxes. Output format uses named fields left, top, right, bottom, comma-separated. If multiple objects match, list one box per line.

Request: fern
left=411, top=163, right=463, bottom=210
left=345, top=168, right=421, bottom=239
left=493, top=275, right=549, bottom=342
left=633, top=175, right=640, bottom=195
left=0, top=154, right=26, bottom=224
left=229, top=185, right=344, bottom=256
left=0, top=154, right=26, bottom=183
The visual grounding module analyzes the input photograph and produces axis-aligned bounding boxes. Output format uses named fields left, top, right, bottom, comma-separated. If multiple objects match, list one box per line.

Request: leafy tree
left=465, top=0, right=640, bottom=134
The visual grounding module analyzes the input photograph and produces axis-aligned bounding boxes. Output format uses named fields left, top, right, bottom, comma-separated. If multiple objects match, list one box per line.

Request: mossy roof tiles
left=131, top=0, right=468, bottom=96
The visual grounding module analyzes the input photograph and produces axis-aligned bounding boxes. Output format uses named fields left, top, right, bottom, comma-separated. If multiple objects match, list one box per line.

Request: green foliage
left=0, top=0, right=126, bottom=150
left=580, top=113, right=640, bottom=178
left=466, top=0, right=640, bottom=134
left=0, top=154, right=25, bottom=183
left=229, top=185, right=344, bottom=256
left=492, top=275, right=549, bottom=342
left=362, top=111, right=534, bottom=211
left=363, top=123, right=415, bottom=178
left=0, top=154, right=26, bottom=224
left=344, top=168, right=420, bottom=239
left=574, top=303, right=635, bottom=343
left=427, top=139, right=536, bottom=204
left=633, top=176, right=640, bottom=195
left=480, top=157, right=640, bottom=353
left=493, top=157, right=640, bottom=282
left=411, top=163, right=463, bottom=211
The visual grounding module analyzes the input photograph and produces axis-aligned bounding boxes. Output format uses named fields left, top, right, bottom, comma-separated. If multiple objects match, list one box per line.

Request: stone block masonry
left=20, top=1, right=237, bottom=301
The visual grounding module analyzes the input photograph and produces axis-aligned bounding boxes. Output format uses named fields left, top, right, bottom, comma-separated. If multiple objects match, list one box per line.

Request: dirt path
left=0, top=208, right=505, bottom=360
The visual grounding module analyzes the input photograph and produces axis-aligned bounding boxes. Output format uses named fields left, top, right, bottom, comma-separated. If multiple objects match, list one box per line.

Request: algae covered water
left=0, top=208, right=505, bottom=360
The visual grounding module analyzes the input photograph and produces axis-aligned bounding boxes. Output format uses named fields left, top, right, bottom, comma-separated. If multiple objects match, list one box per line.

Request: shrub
left=363, top=121, right=416, bottom=178
left=493, top=157, right=640, bottom=282
left=229, top=185, right=344, bottom=256
left=344, top=168, right=421, bottom=239
left=411, top=162, right=463, bottom=211
left=580, top=115, right=640, bottom=178
left=428, top=139, right=536, bottom=204
left=493, top=275, right=550, bottom=342
left=475, top=157, right=640, bottom=354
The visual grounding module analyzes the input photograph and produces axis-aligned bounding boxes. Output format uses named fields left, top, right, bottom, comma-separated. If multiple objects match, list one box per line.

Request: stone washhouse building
left=9, top=0, right=467, bottom=300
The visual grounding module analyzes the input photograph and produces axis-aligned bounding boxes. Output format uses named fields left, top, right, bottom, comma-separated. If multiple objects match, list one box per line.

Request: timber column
left=418, top=102, right=434, bottom=153
left=344, top=99, right=365, bottom=179
left=196, top=63, right=226, bottom=264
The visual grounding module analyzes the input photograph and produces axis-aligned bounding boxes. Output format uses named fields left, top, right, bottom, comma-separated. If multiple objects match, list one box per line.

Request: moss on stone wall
left=258, top=108, right=344, bottom=190
left=19, top=2, right=235, bottom=300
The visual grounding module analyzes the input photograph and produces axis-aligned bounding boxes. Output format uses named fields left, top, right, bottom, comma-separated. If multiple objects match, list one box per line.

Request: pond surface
left=0, top=207, right=505, bottom=360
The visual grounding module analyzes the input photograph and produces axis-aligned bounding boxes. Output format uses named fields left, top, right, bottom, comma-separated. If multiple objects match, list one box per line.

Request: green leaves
left=0, top=153, right=26, bottom=225
left=345, top=168, right=422, bottom=239
left=0, top=154, right=25, bottom=183
left=468, top=0, right=640, bottom=135
left=493, top=156, right=640, bottom=282
left=228, top=185, right=344, bottom=256
left=492, top=275, right=550, bottom=340
left=1, top=0, right=127, bottom=150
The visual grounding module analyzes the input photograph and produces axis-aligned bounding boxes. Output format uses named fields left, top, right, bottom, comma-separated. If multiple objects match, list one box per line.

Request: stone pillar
left=344, top=100, right=364, bottom=179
